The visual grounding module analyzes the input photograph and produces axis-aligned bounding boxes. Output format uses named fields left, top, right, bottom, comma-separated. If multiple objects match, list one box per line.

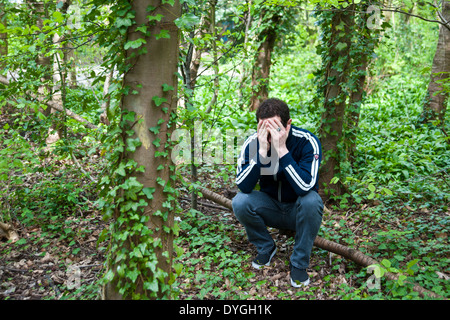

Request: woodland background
left=0, top=0, right=449, bottom=300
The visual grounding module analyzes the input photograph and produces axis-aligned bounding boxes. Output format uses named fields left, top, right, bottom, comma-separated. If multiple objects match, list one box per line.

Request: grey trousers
left=232, top=190, right=323, bottom=269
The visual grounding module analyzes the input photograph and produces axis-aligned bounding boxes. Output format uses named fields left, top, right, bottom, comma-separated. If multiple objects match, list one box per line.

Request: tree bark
left=423, top=0, right=450, bottom=125
left=103, top=0, right=180, bottom=299
left=318, top=7, right=355, bottom=198
left=345, top=54, right=368, bottom=164
left=0, top=7, right=7, bottom=75
left=28, top=0, right=53, bottom=117
left=205, top=0, right=218, bottom=114
left=249, top=9, right=280, bottom=111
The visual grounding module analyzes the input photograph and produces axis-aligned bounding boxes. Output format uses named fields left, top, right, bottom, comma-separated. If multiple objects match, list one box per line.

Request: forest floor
left=0, top=134, right=448, bottom=300
left=0, top=171, right=349, bottom=300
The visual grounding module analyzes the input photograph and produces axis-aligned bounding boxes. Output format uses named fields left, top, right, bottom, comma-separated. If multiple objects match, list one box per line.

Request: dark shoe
left=290, top=264, right=310, bottom=287
left=251, top=246, right=277, bottom=270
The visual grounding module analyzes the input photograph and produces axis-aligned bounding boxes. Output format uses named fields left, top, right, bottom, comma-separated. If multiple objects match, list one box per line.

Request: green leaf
left=381, top=259, right=391, bottom=268
left=174, top=263, right=183, bottom=276
left=149, top=125, right=160, bottom=134
left=16, top=238, right=27, bottom=245
left=143, top=279, right=159, bottom=292
left=126, top=268, right=140, bottom=282
left=142, top=187, right=155, bottom=200
left=124, top=38, right=146, bottom=50
left=52, top=11, right=64, bottom=23
left=162, top=83, right=174, bottom=92
left=335, top=42, right=347, bottom=51
left=397, top=274, right=407, bottom=286
left=126, top=138, right=142, bottom=152
left=155, top=29, right=170, bottom=40
left=116, top=163, right=126, bottom=176
left=147, top=14, right=164, bottom=22
left=115, top=17, right=133, bottom=28
left=152, top=96, right=167, bottom=106
left=174, top=12, right=200, bottom=29
left=153, top=138, right=161, bottom=147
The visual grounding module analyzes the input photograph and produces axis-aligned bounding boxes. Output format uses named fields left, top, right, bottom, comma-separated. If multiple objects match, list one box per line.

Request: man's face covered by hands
left=257, top=116, right=292, bottom=159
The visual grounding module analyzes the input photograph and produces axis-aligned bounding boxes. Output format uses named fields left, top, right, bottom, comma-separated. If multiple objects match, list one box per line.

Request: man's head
left=256, top=98, right=291, bottom=128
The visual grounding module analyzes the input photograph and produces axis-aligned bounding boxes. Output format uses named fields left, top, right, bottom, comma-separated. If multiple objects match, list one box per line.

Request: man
left=232, top=98, right=323, bottom=287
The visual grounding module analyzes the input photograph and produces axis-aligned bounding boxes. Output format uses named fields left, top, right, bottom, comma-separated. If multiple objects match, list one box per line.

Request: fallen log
left=0, top=75, right=98, bottom=130
left=197, top=186, right=443, bottom=299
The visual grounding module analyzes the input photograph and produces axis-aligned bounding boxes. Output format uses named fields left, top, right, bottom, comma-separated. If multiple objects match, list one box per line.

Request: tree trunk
left=103, top=0, right=180, bottom=299
left=28, top=0, right=52, bottom=117
left=238, top=0, right=252, bottom=105
left=249, top=10, right=280, bottom=111
left=318, top=7, right=355, bottom=198
left=423, top=0, right=450, bottom=125
left=345, top=54, right=368, bottom=164
left=344, top=1, right=379, bottom=165
left=205, top=0, right=218, bottom=114
left=0, top=8, right=7, bottom=75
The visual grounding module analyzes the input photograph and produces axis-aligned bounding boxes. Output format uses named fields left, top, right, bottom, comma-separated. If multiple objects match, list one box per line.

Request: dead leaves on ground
left=0, top=215, right=106, bottom=300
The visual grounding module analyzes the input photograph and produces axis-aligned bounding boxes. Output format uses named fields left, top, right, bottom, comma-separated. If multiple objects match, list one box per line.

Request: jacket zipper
left=278, top=181, right=282, bottom=202
left=273, top=171, right=282, bottom=202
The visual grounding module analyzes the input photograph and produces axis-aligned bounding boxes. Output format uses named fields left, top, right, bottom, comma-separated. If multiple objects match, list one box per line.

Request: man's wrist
left=259, top=149, right=268, bottom=159
left=278, top=146, right=289, bottom=158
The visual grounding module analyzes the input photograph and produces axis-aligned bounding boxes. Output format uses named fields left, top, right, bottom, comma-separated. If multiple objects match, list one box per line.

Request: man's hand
left=266, top=117, right=290, bottom=158
left=257, top=120, right=270, bottom=158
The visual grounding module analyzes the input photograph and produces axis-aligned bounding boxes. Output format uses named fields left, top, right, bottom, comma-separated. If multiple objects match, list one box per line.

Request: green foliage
left=173, top=208, right=255, bottom=299
left=1, top=0, right=448, bottom=301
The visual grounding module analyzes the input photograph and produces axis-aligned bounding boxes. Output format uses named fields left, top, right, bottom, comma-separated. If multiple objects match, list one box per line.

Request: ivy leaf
left=126, top=268, right=140, bottom=282
left=116, top=163, right=126, bottom=176
left=381, top=259, right=391, bottom=269
left=124, top=38, right=146, bottom=50
left=142, top=187, right=155, bottom=200
left=335, top=42, right=347, bottom=51
left=162, top=83, right=174, bottom=92
left=149, top=125, right=160, bottom=134
left=152, top=96, right=167, bottom=106
left=155, top=29, right=170, bottom=40
left=397, top=274, right=407, bottom=286
left=126, top=138, right=142, bottom=152
left=153, top=138, right=161, bottom=147
left=143, top=279, right=159, bottom=292
left=147, top=14, right=164, bottom=22
left=115, top=17, right=133, bottom=28
left=174, top=13, right=200, bottom=29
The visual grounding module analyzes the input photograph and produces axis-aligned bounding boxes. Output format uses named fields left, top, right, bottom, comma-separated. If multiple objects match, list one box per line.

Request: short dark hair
left=256, top=98, right=290, bottom=127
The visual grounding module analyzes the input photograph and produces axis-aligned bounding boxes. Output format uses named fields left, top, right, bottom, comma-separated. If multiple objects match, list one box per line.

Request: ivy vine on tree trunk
left=315, top=2, right=384, bottom=200
left=98, top=0, right=181, bottom=300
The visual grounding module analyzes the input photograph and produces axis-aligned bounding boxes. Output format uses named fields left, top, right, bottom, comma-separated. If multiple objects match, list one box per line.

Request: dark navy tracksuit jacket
left=236, top=125, right=322, bottom=203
